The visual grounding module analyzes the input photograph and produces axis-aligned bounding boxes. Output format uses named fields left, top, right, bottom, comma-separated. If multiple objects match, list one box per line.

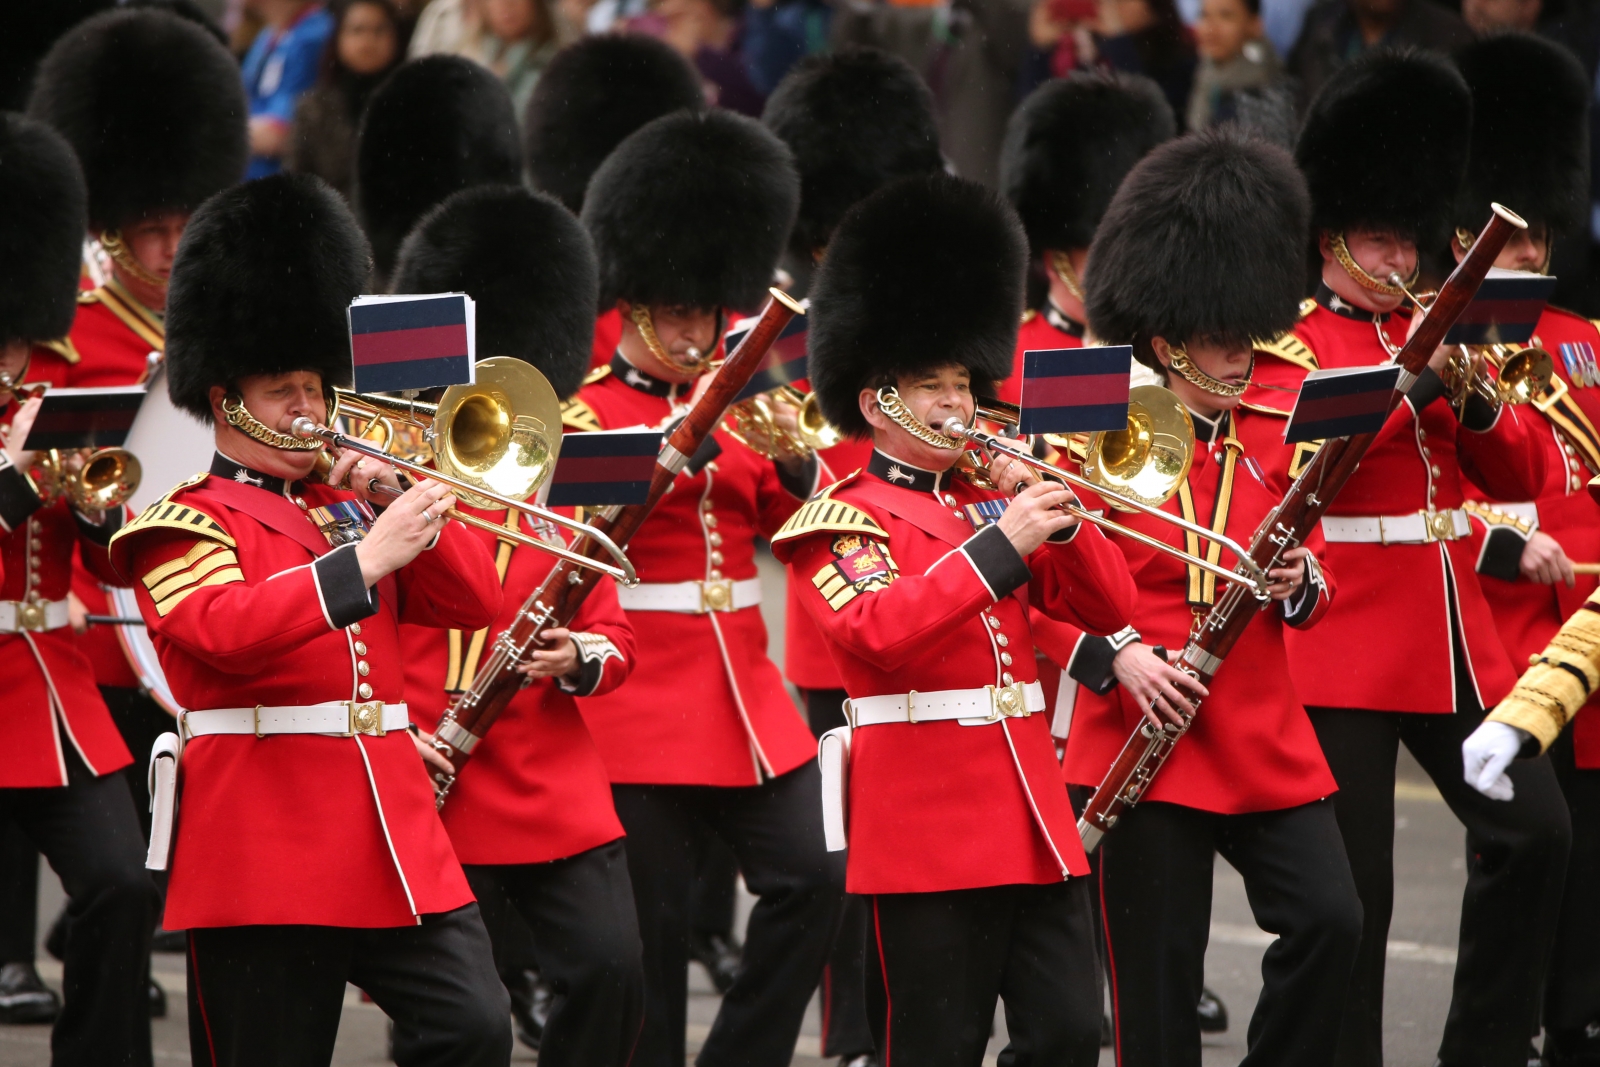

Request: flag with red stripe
left=725, top=311, right=809, bottom=402
left=1018, top=345, right=1132, bottom=434
left=546, top=429, right=662, bottom=506
left=1442, top=268, right=1556, bottom=345
left=348, top=294, right=476, bottom=393
left=22, top=386, right=146, bottom=450
left=1284, top=365, right=1403, bottom=443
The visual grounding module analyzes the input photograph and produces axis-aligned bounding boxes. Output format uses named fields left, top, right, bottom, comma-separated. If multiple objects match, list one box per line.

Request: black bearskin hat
left=356, top=56, right=522, bottom=281
left=27, top=7, right=247, bottom=233
left=582, top=109, right=799, bottom=312
left=1001, top=71, right=1175, bottom=255
left=1456, top=33, right=1589, bottom=236
left=1086, top=129, right=1310, bottom=367
left=810, top=174, right=1027, bottom=438
left=0, top=114, right=88, bottom=345
left=1296, top=49, right=1471, bottom=248
left=166, top=175, right=370, bottom=423
left=525, top=34, right=706, bottom=214
left=761, top=47, right=942, bottom=258
left=392, top=186, right=597, bottom=400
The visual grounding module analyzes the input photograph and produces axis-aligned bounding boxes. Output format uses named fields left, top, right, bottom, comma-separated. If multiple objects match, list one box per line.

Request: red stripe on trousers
left=873, top=896, right=892, bottom=1067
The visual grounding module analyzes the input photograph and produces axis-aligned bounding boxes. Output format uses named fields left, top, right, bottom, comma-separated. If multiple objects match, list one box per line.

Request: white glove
left=1461, top=720, right=1530, bottom=801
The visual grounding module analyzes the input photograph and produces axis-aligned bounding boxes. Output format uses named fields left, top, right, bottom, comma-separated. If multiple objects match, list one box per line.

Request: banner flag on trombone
left=22, top=386, right=146, bottom=450
left=725, top=303, right=810, bottom=403
left=1442, top=268, right=1556, bottom=345
left=1017, top=345, right=1133, bottom=434
left=1284, top=364, right=1403, bottom=443
left=348, top=293, right=476, bottom=393
left=546, top=428, right=662, bottom=506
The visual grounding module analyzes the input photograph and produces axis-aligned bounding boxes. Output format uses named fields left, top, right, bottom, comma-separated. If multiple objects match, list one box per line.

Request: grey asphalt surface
left=0, top=551, right=1477, bottom=1065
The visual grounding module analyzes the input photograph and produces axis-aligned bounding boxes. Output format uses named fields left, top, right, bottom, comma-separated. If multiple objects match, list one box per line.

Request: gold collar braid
left=875, top=387, right=964, bottom=449
left=1330, top=231, right=1417, bottom=298
left=222, top=395, right=323, bottom=451
left=1168, top=345, right=1252, bottom=398
left=629, top=305, right=714, bottom=378
left=99, top=230, right=169, bottom=292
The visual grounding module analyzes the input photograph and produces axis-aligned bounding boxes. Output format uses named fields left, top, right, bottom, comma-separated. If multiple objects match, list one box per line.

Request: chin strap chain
left=1167, top=346, right=1252, bottom=398
left=222, top=395, right=324, bottom=451
left=875, top=387, right=964, bottom=450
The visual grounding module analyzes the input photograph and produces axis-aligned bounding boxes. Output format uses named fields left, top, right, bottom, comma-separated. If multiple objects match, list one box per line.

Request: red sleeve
left=1026, top=521, right=1138, bottom=636
left=392, top=520, right=502, bottom=631
left=1457, top=404, right=1546, bottom=503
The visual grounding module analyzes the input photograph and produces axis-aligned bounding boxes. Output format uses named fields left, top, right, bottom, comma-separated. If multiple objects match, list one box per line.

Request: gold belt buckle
left=1426, top=509, right=1456, bottom=542
left=345, top=700, right=386, bottom=737
left=985, top=681, right=1030, bottom=722
left=699, top=579, right=734, bottom=613
left=15, top=600, right=44, bottom=632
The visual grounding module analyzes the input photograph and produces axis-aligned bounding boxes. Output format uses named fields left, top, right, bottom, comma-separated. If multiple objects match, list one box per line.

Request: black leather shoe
left=0, top=962, right=61, bottom=1024
left=1198, top=986, right=1228, bottom=1033
left=688, top=932, right=741, bottom=994
left=841, top=1055, right=879, bottom=1067
left=148, top=979, right=167, bottom=1018
left=1544, top=1024, right=1600, bottom=1065
left=503, top=968, right=551, bottom=1051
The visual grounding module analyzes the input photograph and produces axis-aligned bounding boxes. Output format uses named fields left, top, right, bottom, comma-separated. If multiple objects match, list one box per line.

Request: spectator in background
left=1187, top=0, right=1294, bottom=141
left=744, top=0, right=834, bottom=94
left=287, top=0, right=403, bottom=198
left=1096, top=0, right=1198, bottom=124
left=477, top=0, right=577, bottom=114
left=1287, top=0, right=1469, bottom=108
left=242, top=0, right=336, bottom=177
left=638, top=0, right=768, bottom=114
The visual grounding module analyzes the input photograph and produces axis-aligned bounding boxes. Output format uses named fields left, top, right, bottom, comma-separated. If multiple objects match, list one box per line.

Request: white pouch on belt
left=145, top=732, right=182, bottom=872
left=817, top=724, right=852, bottom=852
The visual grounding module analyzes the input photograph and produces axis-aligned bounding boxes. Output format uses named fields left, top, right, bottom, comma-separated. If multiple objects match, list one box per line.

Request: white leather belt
left=180, top=700, right=409, bottom=739
left=1321, top=508, right=1471, bottom=545
left=0, top=599, right=70, bottom=633
left=615, top=577, right=761, bottom=614
left=849, top=680, right=1045, bottom=728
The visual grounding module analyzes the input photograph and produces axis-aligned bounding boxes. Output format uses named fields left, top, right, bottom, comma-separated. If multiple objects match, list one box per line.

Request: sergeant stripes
left=140, top=540, right=243, bottom=616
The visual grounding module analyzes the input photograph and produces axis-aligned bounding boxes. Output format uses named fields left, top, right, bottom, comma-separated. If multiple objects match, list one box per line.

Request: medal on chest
left=1558, top=342, right=1600, bottom=388
left=307, top=499, right=376, bottom=547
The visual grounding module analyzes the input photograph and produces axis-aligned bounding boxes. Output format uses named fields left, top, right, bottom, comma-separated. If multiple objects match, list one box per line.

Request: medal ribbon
left=1176, top=413, right=1241, bottom=609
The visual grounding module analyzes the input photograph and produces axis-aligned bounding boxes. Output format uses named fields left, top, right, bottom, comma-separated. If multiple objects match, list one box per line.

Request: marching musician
left=1063, top=129, right=1362, bottom=1067
left=0, top=111, right=159, bottom=1067
left=564, top=108, right=845, bottom=1067
left=108, top=174, right=512, bottom=1067
left=392, top=184, right=646, bottom=1067
left=771, top=173, right=1137, bottom=1062
left=1447, top=33, right=1600, bottom=1066
left=1260, top=50, right=1571, bottom=1067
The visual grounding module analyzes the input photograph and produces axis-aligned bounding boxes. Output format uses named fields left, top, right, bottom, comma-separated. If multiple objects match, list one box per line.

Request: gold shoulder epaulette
left=561, top=395, right=602, bottom=433
left=1463, top=499, right=1535, bottom=535
left=1255, top=330, right=1318, bottom=372
left=770, top=486, right=885, bottom=546
left=37, top=336, right=80, bottom=365
left=582, top=364, right=613, bottom=386
left=1588, top=318, right=1600, bottom=339
left=1288, top=440, right=1323, bottom=479
left=76, top=289, right=102, bottom=306
left=1299, top=297, right=1317, bottom=318
left=108, top=474, right=230, bottom=580
left=1021, top=309, right=1038, bottom=324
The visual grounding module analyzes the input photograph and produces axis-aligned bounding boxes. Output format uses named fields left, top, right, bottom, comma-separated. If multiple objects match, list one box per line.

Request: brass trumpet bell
left=1494, top=345, right=1554, bottom=405
left=32, top=448, right=142, bottom=512
left=1080, top=386, right=1196, bottom=511
left=726, top=385, right=842, bottom=459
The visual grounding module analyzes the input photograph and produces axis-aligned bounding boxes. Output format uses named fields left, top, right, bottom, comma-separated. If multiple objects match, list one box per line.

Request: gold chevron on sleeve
left=561, top=396, right=602, bottom=433
left=142, top=540, right=243, bottom=616
left=113, top=494, right=236, bottom=550
left=812, top=564, right=860, bottom=611
left=771, top=496, right=888, bottom=546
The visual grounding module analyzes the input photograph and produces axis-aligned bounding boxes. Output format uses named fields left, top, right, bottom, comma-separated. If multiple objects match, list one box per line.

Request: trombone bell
left=1081, top=386, right=1195, bottom=511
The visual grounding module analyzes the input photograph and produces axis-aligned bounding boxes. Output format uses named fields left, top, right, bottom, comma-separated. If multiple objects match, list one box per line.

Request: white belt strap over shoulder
left=0, top=599, right=71, bottom=633
left=615, top=577, right=761, bottom=614
left=848, top=680, right=1046, bottom=728
left=1321, top=508, right=1471, bottom=545
left=180, top=700, right=410, bottom=739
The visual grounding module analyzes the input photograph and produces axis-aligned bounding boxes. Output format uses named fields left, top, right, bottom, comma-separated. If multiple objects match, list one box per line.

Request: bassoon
left=429, top=288, right=806, bottom=807
left=1077, top=205, right=1527, bottom=851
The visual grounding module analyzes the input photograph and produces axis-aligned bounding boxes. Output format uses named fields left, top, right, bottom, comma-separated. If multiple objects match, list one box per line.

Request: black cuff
left=775, top=455, right=820, bottom=500
left=1406, top=367, right=1448, bottom=413
left=312, top=544, right=378, bottom=628
left=0, top=460, right=42, bottom=532
left=1280, top=556, right=1324, bottom=628
left=686, top=434, right=723, bottom=476
left=557, top=633, right=623, bottom=696
left=1068, top=636, right=1120, bottom=695
left=961, top=522, right=1031, bottom=600
left=71, top=505, right=123, bottom=547
left=1459, top=391, right=1501, bottom=433
left=1477, top=525, right=1528, bottom=582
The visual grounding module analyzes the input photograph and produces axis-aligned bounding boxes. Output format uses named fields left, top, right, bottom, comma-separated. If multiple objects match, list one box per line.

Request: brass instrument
left=1441, top=343, right=1555, bottom=407
left=295, top=357, right=636, bottom=584
left=725, top=384, right=842, bottom=459
left=0, top=373, right=141, bottom=510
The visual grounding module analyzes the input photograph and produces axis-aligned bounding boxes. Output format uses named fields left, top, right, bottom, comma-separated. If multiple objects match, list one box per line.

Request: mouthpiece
left=1387, top=272, right=1404, bottom=287
left=685, top=347, right=702, bottom=360
left=943, top=419, right=969, bottom=436
left=291, top=417, right=319, bottom=438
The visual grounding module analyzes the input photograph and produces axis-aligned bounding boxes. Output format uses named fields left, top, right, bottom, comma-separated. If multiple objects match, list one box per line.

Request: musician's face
left=209, top=371, right=328, bottom=480
left=1319, top=227, right=1416, bottom=313
left=111, top=211, right=188, bottom=309
left=860, top=363, right=975, bottom=472
left=1462, top=224, right=1549, bottom=274
left=618, top=301, right=720, bottom=383
left=1151, top=336, right=1250, bottom=417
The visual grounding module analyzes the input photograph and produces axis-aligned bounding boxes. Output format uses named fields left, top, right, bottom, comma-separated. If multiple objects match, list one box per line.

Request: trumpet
left=919, top=387, right=1269, bottom=597
left=0, top=373, right=141, bottom=510
left=1441, top=343, right=1555, bottom=407
left=295, top=357, right=636, bottom=585
left=725, top=385, right=842, bottom=459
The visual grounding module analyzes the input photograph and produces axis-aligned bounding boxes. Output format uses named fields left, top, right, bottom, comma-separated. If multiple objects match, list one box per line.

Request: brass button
left=357, top=661, right=370, bottom=677
left=708, top=532, right=723, bottom=547
left=1430, top=465, right=1441, bottom=477
left=1420, top=447, right=1430, bottom=458
left=350, top=622, right=362, bottom=636
left=701, top=499, right=714, bottom=511
left=987, top=616, right=1000, bottom=628
left=1002, top=671, right=1015, bottom=685
left=1001, top=652, right=1013, bottom=666
left=704, top=514, right=718, bottom=528
left=944, top=494, right=958, bottom=506
left=1417, top=429, right=1427, bottom=441
left=294, top=497, right=307, bottom=510
left=354, top=640, right=367, bottom=655
left=709, top=569, right=722, bottom=580
left=952, top=511, right=964, bottom=520
left=710, top=550, right=724, bottom=566
left=996, top=634, right=1009, bottom=647
left=358, top=682, right=373, bottom=699
left=707, top=462, right=719, bottom=473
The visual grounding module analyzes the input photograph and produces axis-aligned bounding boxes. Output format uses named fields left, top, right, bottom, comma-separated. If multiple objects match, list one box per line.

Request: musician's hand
left=67, top=591, right=89, bottom=635
left=996, top=480, right=1079, bottom=556
left=411, top=727, right=455, bottom=778
left=1112, top=642, right=1208, bottom=728
left=514, top=628, right=581, bottom=682
left=327, top=449, right=402, bottom=500
left=3, top=395, right=42, bottom=472
left=354, top=478, right=456, bottom=585
left=1266, top=546, right=1312, bottom=601
left=987, top=442, right=1042, bottom=495
left=1521, top=531, right=1576, bottom=588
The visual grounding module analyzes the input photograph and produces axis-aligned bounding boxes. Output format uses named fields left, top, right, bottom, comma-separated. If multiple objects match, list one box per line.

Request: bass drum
left=109, top=585, right=184, bottom=715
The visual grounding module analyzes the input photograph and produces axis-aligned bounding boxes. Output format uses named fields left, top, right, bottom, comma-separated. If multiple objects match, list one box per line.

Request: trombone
left=294, top=356, right=636, bottom=585
left=929, top=388, right=1269, bottom=598
left=725, top=384, right=841, bottom=459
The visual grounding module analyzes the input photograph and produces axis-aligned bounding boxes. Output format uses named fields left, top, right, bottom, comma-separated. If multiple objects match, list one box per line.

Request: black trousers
left=1098, top=799, right=1363, bottom=1067
left=186, top=902, right=511, bottom=1067
left=464, top=839, right=645, bottom=1067
left=690, top=831, right=740, bottom=942
left=1308, top=703, right=1571, bottom=1067
left=1544, top=730, right=1600, bottom=1061
left=0, top=750, right=158, bottom=1067
left=0, top=818, right=39, bottom=963
left=612, top=762, right=846, bottom=1067
left=870, top=879, right=1101, bottom=1067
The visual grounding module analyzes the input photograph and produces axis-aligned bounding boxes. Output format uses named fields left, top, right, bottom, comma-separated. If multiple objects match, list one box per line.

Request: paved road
left=0, top=551, right=1478, bottom=1066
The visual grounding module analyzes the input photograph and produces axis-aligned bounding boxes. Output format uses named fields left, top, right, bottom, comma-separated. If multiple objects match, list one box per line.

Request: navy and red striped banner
left=1285, top=365, right=1403, bottom=443
left=1442, top=269, right=1556, bottom=345
left=23, top=386, right=146, bottom=450
left=726, top=312, right=809, bottom=403
left=546, top=429, right=662, bottom=506
left=1017, top=345, right=1133, bottom=434
left=348, top=294, right=475, bottom=393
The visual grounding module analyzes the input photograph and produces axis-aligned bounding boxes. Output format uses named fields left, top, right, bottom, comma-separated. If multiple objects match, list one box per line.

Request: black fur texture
left=0, top=114, right=88, bottom=345
left=1086, top=129, right=1310, bottom=365
left=1295, top=48, right=1471, bottom=246
left=1456, top=33, right=1589, bottom=236
left=524, top=34, right=705, bottom=214
left=27, top=8, right=246, bottom=232
left=761, top=47, right=942, bottom=258
left=581, top=109, right=799, bottom=312
left=355, top=56, right=522, bottom=281
left=809, top=174, right=1027, bottom=438
left=392, top=186, right=597, bottom=400
left=166, top=175, right=371, bottom=422
left=1001, top=71, right=1176, bottom=254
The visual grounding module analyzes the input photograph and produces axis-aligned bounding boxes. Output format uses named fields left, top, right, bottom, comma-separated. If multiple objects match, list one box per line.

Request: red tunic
left=783, top=437, right=874, bottom=692
left=1274, top=302, right=1545, bottom=714
left=591, top=308, right=622, bottom=371
left=569, top=366, right=818, bottom=785
left=771, top=457, right=1136, bottom=894
left=111, top=472, right=501, bottom=929
left=402, top=504, right=634, bottom=865
left=998, top=307, right=1085, bottom=406
left=64, top=283, right=162, bottom=388
left=1464, top=307, right=1600, bottom=765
